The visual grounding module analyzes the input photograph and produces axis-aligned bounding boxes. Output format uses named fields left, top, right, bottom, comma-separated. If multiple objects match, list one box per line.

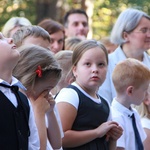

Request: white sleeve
left=98, top=65, right=112, bottom=104
left=107, top=105, right=112, bottom=121
left=141, top=117, right=150, bottom=130
left=53, top=105, right=64, bottom=138
left=55, top=88, right=79, bottom=110
left=28, top=100, right=40, bottom=150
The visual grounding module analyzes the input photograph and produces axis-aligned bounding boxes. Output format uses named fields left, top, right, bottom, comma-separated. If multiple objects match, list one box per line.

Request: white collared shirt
left=111, top=98, right=146, bottom=150
left=0, top=77, right=40, bottom=150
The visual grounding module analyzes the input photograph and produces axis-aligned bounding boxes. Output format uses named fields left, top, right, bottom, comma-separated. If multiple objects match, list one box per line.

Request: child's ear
left=72, top=66, right=77, bottom=78
left=126, top=86, right=134, bottom=95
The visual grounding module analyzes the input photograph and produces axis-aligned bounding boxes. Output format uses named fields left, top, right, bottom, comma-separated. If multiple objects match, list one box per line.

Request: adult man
left=63, top=9, right=89, bottom=39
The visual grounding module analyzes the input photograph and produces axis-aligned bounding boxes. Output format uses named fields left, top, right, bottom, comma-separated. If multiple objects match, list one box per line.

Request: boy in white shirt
left=0, top=32, right=39, bottom=149
left=111, top=58, right=150, bottom=150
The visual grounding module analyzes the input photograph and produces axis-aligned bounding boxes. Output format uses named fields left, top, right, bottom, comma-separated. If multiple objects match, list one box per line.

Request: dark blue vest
left=63, top=85, right=110, bottom=150
left=0, top=91, right=30, bottom=150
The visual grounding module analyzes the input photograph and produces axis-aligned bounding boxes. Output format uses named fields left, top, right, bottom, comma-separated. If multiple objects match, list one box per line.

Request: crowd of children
left=0, top=7, right=150, bottom=150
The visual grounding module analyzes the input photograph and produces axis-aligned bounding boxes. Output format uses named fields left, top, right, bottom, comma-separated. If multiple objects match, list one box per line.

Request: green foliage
left=0, top=0, right=36, bottom=30
left=92, top=0, right=150, bottom=40
left=0, top=0, right=150, bottom=39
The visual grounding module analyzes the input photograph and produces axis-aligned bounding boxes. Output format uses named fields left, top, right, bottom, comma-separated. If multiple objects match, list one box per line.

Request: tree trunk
left=36, top=0, right=58, bottom=24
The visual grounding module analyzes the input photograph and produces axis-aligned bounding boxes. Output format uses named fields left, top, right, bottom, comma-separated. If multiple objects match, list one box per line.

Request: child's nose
left=8, top=38, right=13, bottom=44
left=92, top=65, right=98, bottom=73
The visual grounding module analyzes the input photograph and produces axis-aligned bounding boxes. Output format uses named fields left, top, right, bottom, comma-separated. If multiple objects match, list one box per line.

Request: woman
left=98, top=8, right=150, bottom=104
left=38, top=19, right=65, bottom=54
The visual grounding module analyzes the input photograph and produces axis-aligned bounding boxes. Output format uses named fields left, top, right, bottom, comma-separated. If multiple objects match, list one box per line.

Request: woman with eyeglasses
left=98, top=8, right=150, bottom=104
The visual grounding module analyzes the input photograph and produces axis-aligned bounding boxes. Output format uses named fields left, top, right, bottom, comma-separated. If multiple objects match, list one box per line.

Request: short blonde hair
left=55, top=50, right=73, bottom=87
left=65, top=37, right=82, bottom=50
left=13, top=25, right=50, bottom=47
left=2, top=17, right=32, bottom=37
left=112, top=58, right=150, bottom=93
left=13, top=44, right=61, bottom=91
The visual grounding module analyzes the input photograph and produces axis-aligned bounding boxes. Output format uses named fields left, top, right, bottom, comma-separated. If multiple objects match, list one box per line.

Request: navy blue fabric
left=63, top=85, right=110, bottom=150
left=0, top=83, right=30, bottom=150
left=131, top=114, right=144, bottom=150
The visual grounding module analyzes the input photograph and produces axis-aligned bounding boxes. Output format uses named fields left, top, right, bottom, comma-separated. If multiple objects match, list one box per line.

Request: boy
left=12, top=25, right=51, bottom=51
left=111, top=58, right=150, bottom=150
left=0, top=33, right=39, bottom=149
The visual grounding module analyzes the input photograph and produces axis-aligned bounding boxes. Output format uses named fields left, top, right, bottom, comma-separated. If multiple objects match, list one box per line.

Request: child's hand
left=29, top=91, right=53, bottom=114
left=106, top=124, right=123, bottom=141
left=46, top=93, right=55, bottom=113
left=95, top=121, right=119, bottom=138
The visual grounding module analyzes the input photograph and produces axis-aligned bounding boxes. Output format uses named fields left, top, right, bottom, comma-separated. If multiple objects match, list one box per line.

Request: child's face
left=30, top=76, right=59, bottom=100
left=132, top=82, right=150, bottom=105
left=22, top=36, right=51, bottom=51
left=0, top=32, right=20, bottom=66
left=73, top=47, right=107, bottom=93
left=143, top=85, right=150, bottom=111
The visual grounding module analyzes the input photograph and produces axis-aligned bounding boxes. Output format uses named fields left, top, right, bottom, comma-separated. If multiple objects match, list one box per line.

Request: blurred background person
left=100, top=36, right=118, bottom=54
left=13, top=25, right=51, bottom=51
left=133, top=84, right=150, bottom=150
left=63, top=9, right=89, bottom=40
left=52, top=50, right=74, bottom=96
left=64, top=37, right=82, bottom=50
left=2, top=16, right=32, bottom=38
left=38, top=18, right=65, bottom=54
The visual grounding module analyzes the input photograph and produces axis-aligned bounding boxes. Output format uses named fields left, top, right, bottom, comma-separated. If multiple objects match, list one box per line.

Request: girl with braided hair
left=13, top=44, right=62, bottom=150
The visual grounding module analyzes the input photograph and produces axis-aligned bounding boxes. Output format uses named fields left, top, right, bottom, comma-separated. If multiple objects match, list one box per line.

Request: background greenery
left=0, top=0, right=150, bottom=40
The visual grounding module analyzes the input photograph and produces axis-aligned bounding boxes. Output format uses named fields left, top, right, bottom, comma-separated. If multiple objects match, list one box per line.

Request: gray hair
left=2, top=17, right=32, bottom=37
left=111, top=8, right=150, bottom=45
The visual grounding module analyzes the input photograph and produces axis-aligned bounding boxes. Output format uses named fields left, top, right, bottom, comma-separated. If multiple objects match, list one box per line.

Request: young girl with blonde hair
left=55, top=40, right=123, bottom=150
left=13, top=44, right=62, bottom=150
left=134, top=84, right=150, bottom=150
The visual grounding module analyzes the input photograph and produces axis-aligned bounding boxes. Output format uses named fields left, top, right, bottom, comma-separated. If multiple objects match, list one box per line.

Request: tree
left=92, top=0, right=150, bottom=39
left=0, top=0, right=150, bottom=39
left=0, top=0, right=36, bottom=29
left=36, top=0, right=58, bottom=23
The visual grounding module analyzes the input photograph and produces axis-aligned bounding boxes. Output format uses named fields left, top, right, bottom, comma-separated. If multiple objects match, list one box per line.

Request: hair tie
left=36, top=65, right=42, bottom=77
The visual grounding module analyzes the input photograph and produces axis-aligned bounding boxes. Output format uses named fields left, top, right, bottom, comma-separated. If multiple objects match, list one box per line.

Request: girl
left=55, top=40, right=123, bottom=150
left=13, top=44, right=62, bottom=150
left=134, top=84, right=150, bottom=150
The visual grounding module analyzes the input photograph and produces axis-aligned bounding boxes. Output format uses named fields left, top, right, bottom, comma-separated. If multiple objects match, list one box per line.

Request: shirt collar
left=112, top=98, right=134, bottom=117
left=0, top=76, right=26, bottom=91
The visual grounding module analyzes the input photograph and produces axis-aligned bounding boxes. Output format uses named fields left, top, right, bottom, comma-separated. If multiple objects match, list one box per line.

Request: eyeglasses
left=134, top=28, right=150, bottom=34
